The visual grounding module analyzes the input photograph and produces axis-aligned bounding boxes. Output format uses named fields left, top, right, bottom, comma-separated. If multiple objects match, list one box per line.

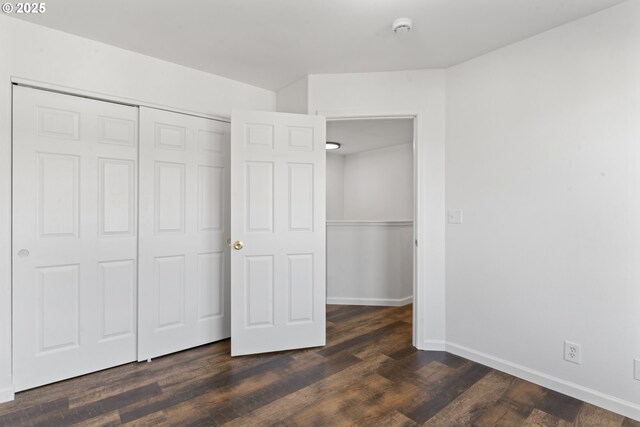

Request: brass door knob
left=233, top=241, right=244, bottom=250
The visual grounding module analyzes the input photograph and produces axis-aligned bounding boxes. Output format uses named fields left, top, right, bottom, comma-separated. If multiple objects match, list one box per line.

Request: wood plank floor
left=1, top=304, right=637, bottom=426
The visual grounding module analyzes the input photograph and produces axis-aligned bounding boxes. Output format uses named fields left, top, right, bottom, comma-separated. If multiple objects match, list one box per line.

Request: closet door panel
left=138, top=107, right=230, bottom=360
left=12, top=86, right=138, bottom=391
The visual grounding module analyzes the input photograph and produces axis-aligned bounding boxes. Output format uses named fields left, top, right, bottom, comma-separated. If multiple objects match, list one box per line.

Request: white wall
left=327, top=221, right=413, bottom=305
left=326, top=144, right=414, bottom=304
left=5, top=3, right=636, bottom=419
left=309, top=70, right=447, bottom=350
left=326, top=153, right=345, bottom=220
left=276, top=76, right=308, bottom=114
left=0, top=15, right=275, bottom=402
left=343, top=143, right=413, bottom=220
left=445, top=0, right=640, bottom=419
left=327, top=144, right=414, bottom=220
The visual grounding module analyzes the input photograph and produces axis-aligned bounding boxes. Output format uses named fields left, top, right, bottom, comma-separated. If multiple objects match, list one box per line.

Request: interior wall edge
left=446, top=342, right=640, bottom=422
left=421, top=340, right=446, bottom=352
left=275, top=75, right=309, bottom=114
left=0, top=387, right=14, bottom=404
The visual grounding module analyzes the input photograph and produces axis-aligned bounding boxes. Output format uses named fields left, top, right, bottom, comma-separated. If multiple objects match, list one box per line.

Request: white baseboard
left=420, top=339, right=446, bottom=351
left=327, top=296, right=413, bottom=307
left=446, top=342, right=640, bottom=422
left=0, top=386, right=14, bottom=403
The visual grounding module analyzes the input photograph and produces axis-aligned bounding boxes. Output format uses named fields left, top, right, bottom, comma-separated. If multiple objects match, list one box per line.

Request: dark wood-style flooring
left=0, top=304, right=637, bottom=426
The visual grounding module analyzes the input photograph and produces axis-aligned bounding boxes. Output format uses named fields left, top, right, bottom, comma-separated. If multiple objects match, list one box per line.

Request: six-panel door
left=12, top=86, right=138, bottom=391
left=138, top=107, right=231, bottom=360
left=230, top=110, right=326, bottom=356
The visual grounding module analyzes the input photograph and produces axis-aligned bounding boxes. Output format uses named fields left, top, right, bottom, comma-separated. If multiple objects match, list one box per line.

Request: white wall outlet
left=564, top=341, right=581, bottom=364
left=634, top=359, right=640, bottom=381
left=448, top=209, right=463, bottom=224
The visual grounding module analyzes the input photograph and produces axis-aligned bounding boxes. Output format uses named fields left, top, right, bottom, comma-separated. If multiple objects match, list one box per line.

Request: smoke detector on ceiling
left=392, top=17, right=412, bottom=34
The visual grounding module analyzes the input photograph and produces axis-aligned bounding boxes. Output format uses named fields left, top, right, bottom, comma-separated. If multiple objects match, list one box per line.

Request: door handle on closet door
left=17, top=249, right=30, bottom=258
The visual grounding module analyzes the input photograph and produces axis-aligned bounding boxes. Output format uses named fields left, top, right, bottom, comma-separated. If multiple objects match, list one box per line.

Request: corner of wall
left=446, top=342, right=640, bottom=421
left=0, top=385, right=14, bottom=404
left=420, top=340, right=446, bottom=351
left=275, top=76, right=310, bottom=114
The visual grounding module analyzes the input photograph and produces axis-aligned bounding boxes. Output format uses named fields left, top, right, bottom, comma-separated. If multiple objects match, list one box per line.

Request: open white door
left=230, top=110, right=326, bottom=356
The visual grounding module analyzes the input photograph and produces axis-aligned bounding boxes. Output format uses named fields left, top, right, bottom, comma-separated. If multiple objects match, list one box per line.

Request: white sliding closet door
left=13, top=86, right=138, bottom=391
left=138, top=107, right=231, bottom=361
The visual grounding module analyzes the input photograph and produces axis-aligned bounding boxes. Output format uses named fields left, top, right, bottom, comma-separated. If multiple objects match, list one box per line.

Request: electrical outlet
left=564, top=341, right=581, bottom=365
left=634, top=359, right=640, bottom=381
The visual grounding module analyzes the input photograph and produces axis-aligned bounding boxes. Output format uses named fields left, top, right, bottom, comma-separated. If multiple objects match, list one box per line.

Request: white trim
left=318, top=108, right=424, bottom=351
left=446, top=342, right=640, bottom=422
left=317, top=109, right=419, bottom=120
left=421, top=340, right=446, bottom=351
left=326, top=220, right=413, bottom=227
left=325, top=115, right=416, bottom=121
left=10, top=77, right=231, bottom=123
left=327, top=296, right=413, bottom=307
left=0, top=386, right=14, bottom=403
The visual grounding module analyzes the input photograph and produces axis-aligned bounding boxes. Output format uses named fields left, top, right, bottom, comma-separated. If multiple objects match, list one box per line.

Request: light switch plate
left=448, top=209, right=463, bottom=224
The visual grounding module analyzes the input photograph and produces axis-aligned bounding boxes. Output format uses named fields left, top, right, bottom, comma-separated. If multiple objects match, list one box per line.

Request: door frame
left=318, top=109, right=422, bottom=349
left=10, top=77, right=232, bottom=124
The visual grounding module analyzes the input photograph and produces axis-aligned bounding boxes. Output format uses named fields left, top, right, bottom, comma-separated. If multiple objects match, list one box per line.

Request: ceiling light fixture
left=392, top=17, right=412, bottom=34
left=326, top=142, right=341, bottom=150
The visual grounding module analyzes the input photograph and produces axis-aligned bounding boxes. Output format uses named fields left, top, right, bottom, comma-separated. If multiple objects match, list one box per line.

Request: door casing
left=320, top=110, right=422, bottom=349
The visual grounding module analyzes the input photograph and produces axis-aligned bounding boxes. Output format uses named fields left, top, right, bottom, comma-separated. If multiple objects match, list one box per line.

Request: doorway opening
left=325, top=117, right=415, bottom=344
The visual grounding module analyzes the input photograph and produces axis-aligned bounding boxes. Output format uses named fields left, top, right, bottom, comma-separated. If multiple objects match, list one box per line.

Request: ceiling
left=327, top=118, right=414, bottom=156
left=8, top=0, right=627, bottom=91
